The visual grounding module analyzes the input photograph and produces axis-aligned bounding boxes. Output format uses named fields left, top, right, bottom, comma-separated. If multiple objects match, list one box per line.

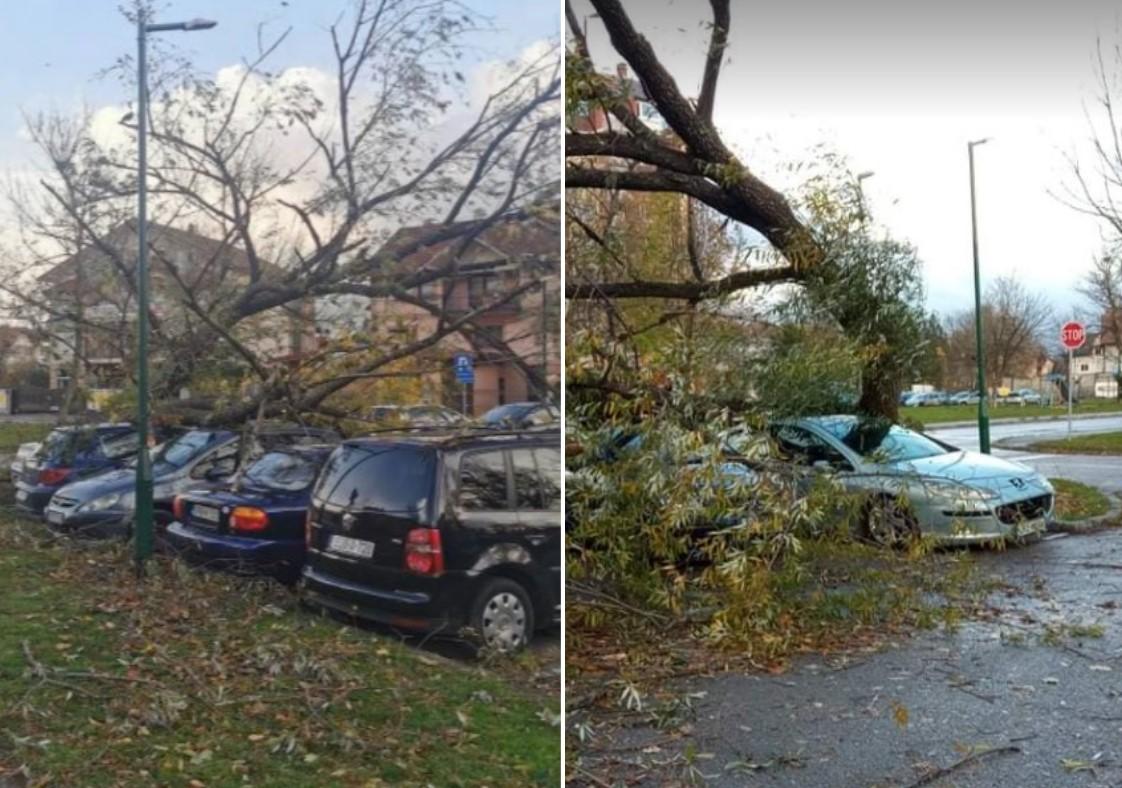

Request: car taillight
left=404, top=528, right=444, bottom=576
left=230, top=507, right=269, bottom=533
left=172, top=495, right=186, bottom=521
left=38, top=467, right=70, bottom=486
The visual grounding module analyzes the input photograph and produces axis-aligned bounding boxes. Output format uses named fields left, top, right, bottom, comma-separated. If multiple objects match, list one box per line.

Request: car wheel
left=471, top=578, right=534, bottom=653
left=862, top=495, right=918, bottom=546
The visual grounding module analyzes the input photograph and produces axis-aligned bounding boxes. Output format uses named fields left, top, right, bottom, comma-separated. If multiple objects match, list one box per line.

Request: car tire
left=470, top=577, right=534, bottom=653
left=862, top=495, right=919, bottom=547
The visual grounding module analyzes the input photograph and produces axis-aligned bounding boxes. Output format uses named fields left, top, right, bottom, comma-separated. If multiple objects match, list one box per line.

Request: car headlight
left=922, top=480, right=998, bottom=511
left=78, top=492, right=134, bottom=513
left=78, top=493, right=119, bottom=513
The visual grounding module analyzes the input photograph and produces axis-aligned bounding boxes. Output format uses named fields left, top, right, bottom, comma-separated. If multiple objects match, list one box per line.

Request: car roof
left=344, top=425, right=560, bottom=451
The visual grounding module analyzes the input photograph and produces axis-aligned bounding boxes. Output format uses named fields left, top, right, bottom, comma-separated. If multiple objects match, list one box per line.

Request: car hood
left=894, top=451, right=1049, bottom=497
left=56, top=468, right=136, bottom=501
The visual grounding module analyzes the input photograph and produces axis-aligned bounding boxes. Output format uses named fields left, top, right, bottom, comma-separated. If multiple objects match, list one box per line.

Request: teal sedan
left=727, top=415, right=1054, bottom=545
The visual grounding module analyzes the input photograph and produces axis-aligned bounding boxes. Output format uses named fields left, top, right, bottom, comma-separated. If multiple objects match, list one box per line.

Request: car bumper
left=300, top=563, right=471, bottom=635
left=922, top=502, right=1052, bottom=544
left=14, top=484, right=57, bottom=516
left=44, top=505, right=130, bottom=537
left=166, top=522, right=305, bottom=574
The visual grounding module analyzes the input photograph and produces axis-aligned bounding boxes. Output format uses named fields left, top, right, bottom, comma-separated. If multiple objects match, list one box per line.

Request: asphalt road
left=595, top=529, right=1122, bottom=788
left=928, top=416, right=1122, bottom=495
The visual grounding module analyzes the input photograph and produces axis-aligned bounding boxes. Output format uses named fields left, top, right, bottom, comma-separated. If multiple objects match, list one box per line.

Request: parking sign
left=453, top=353, right=474, bottom=384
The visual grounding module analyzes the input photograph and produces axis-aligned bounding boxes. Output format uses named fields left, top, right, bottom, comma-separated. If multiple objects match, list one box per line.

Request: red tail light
left=230, top=507, right=269, bottom=533
left=173, top=495, right=186, bottom=521
left=38, top=468, right=70, bottom=486
left=404, top=528, right=444, bottom=576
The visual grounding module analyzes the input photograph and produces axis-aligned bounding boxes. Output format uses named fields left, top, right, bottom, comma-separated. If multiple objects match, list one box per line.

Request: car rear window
left=244, top=451, right=321, bottom=492
left=40, top=428, right=106, bottom=462
left=315, top=444, right=435, bottom=515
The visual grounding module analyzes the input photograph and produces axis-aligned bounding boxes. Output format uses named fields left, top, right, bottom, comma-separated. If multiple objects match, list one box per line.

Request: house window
left=1080, top=363, right=1090, bottom=372
left=468, top=274, right=498, bottom=306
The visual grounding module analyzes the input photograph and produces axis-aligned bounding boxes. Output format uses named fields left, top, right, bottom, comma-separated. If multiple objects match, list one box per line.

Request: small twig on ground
left=569, top=765, right=617, bottom=788
left=20, top=640, right=46, bottom=680
left=568, top=582, right=670, bottom=623
left=903, top=745, right=1021, bottom=787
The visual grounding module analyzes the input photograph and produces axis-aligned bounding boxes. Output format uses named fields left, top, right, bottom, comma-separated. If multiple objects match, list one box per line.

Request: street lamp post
left=968, top=137, right=991, bottom=454
left=134, top=11, right=217, bottom=575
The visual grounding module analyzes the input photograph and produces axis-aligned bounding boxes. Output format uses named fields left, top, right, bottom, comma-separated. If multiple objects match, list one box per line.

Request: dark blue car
left=165, top=445, right=336, bottom=583
left=14, top=424, right=138, bottom=516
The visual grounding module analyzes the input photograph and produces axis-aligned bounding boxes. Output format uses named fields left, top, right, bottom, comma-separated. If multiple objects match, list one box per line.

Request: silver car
left=735, top=416, right=1053, bottom=545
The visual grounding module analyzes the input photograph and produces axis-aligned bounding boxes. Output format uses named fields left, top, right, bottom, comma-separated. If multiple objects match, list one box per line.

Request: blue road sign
left=453, top=353, right=474, bottom=384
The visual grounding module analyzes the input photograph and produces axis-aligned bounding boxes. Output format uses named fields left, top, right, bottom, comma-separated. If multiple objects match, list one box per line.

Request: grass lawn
left=1024, top=431, right=1122, bottom=455
left=0, top=421, right=53, bottom=452
left=0, top=508, right=559, bottom=787
left=908, top=400, right=1122, bottom=427
left=1050, top=478, right=1113, bottom=521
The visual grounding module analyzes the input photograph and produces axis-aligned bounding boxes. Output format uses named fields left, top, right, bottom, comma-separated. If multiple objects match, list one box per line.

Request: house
left=368, top=202, right=560, bottom=415
left=36, top=222, right=312, bottom=393
left=1071, top=317, right=1122, bottom=398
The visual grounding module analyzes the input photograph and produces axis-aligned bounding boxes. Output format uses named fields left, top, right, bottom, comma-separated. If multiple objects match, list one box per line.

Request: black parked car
left=302, top=428, right=561, bottom=651
left=166, top=444, right=338, bottom=583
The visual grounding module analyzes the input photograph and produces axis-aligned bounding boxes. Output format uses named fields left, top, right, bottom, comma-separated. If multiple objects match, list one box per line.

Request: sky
left=574, top=0, right=1122, bottom=323
left=0, top=0, right=559, bottom=205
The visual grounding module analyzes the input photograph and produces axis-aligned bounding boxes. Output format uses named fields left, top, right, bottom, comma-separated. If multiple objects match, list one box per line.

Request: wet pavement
left=591, top=529, right=1122, bottom=787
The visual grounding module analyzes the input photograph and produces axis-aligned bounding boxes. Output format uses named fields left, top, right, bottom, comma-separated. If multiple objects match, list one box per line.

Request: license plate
left=192, top=505, right=221, bottom=524
left=328, top=534, right=375, bottom=559
left=46, top=509, right=64, bottom=525
left=15, top=489, right=27, bottom=503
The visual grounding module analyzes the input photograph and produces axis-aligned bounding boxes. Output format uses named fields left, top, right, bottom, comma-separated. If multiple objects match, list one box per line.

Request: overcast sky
left=0, top=0, right=557, bottom=233
left=575, top=0, right=1122, bottom=323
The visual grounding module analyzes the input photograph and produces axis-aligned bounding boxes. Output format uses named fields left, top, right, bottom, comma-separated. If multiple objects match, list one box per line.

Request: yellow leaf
left=891, top=701, right=909, bottom=728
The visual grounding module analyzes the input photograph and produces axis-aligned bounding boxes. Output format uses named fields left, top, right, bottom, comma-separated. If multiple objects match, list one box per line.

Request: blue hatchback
left=14, top=424, right=138, bottom=516
left=165, top=445, right=336, bottom=583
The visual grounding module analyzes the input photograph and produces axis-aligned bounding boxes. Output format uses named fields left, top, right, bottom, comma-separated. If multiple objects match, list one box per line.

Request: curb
left=1049, top=492, right=1122, bottom=534
left=926, top=411, right=1122, bottom=430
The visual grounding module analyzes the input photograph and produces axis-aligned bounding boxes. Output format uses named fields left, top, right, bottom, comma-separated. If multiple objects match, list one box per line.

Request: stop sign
left=1061, top=321, right=1086, bottom=350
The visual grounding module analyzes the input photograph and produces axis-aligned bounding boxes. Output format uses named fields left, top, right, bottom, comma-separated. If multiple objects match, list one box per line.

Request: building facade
left=369, top=203, right=560, bottom=415
left=37, top=222, right=311, bottom=394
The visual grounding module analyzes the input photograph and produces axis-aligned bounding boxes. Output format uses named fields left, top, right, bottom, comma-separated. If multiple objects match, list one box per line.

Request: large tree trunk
left=857, top=360, right=900, bottom=422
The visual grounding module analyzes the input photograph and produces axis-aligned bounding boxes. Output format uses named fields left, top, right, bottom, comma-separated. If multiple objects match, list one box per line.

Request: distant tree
left=1078, top=248, right=1122, bottom=347
left=942, top=277, right=1052, bottom=392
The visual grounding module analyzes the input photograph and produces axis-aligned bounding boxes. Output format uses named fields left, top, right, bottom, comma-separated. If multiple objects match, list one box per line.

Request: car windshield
left=243, top=451, right=320, bottom=492
left=816, top=419, right=950, bottom=463
left=151, top=430, right=223, bottom=475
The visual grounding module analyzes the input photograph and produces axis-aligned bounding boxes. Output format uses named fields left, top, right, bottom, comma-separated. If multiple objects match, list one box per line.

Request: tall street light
left=968, top=137, right=991, bottom=453
left=134, top=11, right=217, bottom=574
